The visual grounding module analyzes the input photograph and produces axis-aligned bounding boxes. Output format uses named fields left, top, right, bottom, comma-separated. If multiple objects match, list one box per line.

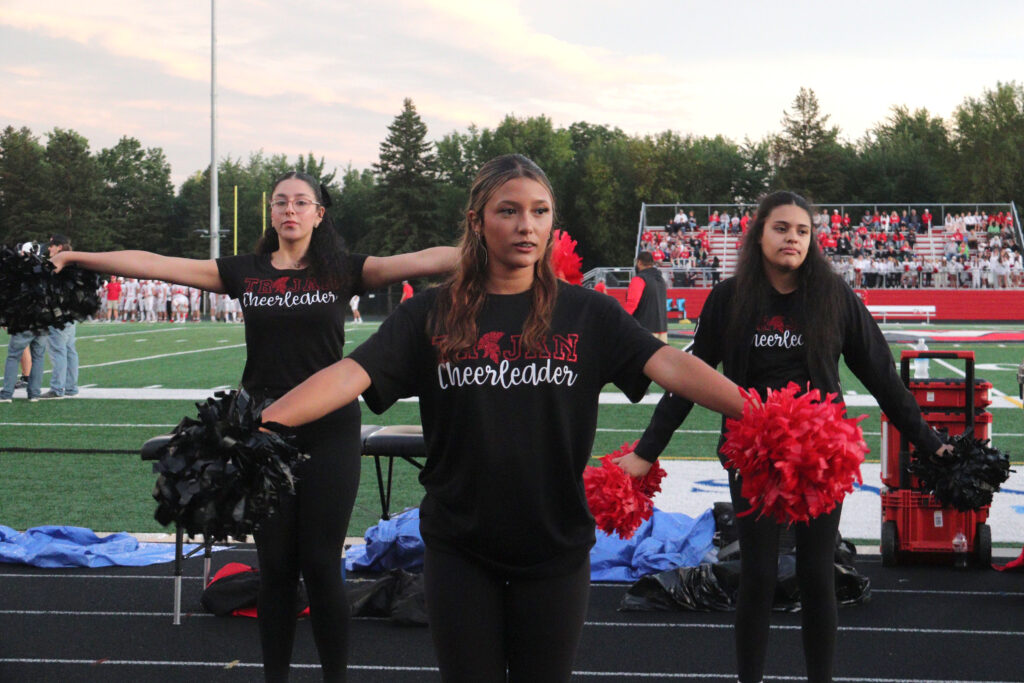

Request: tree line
left=1, top=83, right=1021, bottom=270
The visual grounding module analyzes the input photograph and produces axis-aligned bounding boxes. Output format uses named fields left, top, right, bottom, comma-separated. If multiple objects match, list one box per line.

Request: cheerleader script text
left=437, top=359, right=578, bottom=390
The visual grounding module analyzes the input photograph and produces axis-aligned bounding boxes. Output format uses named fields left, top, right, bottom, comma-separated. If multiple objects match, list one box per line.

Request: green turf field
left=1, top=320, right=1022, bottom=537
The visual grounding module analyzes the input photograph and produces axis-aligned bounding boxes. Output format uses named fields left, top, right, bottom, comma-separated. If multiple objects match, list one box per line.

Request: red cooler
left=879, top=350, right=993, bottom=566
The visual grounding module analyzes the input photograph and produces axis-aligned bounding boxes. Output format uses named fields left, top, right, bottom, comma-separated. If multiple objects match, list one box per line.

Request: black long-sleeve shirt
left=635, top=276, right=942, bottom=462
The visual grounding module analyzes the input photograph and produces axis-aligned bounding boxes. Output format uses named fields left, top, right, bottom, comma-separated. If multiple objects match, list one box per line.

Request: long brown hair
left=727, top=190, right=842, bottom=374
left=430, top=154, right=558, bottom=358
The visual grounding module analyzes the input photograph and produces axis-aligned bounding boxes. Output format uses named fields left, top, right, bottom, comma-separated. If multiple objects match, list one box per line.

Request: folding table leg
left=173, top=525, right=183, bottom=625
left=203, top=539, right=213, bottom=587
left=373, top=455, right=389, bottom=520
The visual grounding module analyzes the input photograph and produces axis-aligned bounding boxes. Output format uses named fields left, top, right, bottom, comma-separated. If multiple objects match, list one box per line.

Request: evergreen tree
left=772, top=87, right=849, bottom=202
left=366, top=98, right=447, bottom=255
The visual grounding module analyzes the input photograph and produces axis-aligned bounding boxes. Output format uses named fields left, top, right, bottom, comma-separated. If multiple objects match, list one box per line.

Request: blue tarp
left=0, top=525, right=201, bottom=568
left=590, top=508, right=716, bottom=582
left=345, top=508, right=424, bottom=573
left=344, top=507, right=716, bottom=582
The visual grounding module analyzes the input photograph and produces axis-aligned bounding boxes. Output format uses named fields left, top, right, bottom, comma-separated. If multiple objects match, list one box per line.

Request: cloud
left=3, top=0, right=1023, bottom=190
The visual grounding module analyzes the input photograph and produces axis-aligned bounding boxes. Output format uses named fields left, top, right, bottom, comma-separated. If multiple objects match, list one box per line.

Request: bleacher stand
left=624, top=202, right=1022, bottom=290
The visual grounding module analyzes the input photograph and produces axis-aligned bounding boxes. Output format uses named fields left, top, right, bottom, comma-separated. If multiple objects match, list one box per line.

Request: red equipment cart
left=879, top=350, right=993, bottom=567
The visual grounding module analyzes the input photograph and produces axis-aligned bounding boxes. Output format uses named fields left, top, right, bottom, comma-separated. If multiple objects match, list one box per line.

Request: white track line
left=73, top=344, right=245, bottom=370
left=2, top=609, right=1021, bottom=636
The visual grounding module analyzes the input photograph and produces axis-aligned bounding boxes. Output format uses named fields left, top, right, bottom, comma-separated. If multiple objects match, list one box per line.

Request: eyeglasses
left=269, top=199, right=321, bottom=212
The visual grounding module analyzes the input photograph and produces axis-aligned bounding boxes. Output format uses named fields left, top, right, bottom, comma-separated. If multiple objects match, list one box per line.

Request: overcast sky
left=2, top=0, right=1022, bottom=189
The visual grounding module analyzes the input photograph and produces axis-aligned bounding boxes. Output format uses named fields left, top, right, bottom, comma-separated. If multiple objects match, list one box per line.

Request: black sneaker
left=14, top=376, right=28, bottom=389
left=38, top=390, right=64, bottom=400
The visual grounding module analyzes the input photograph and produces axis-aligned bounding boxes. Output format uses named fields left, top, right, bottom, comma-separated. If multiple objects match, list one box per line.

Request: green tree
left=170, top=170, right=215, bottom=258
left=771, top=88, right=850, bottom=202
left=851, top=106, right=954, bottom=203
left=333, top=165, right=377, bottom=248
left=366, top=98, right=446, bottom=255
left=0, top=126, right=47, bottom=245
left=41, top=128, right=105, bottom=247
left=952, top=81, right=1024, bottom=206
left=96, top=137, right=175, bottom=251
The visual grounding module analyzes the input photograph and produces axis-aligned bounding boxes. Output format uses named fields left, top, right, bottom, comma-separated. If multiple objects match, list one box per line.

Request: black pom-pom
left=145, top=390, right=309, bottom=542
left=909, top=431, right=1014, bottom=511
left=0, top=245, right=101, bottom=334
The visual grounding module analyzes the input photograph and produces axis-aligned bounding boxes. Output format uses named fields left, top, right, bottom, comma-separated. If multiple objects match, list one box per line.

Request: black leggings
left=254, top=402, right=361, bottom=682
left=724, top=463, right=842, bottom=683
left=423, top=547, right=591, bottom=683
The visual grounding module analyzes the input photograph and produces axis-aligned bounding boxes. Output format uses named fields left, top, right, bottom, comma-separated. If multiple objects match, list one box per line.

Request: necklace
left=274, top=253, right=305, bottom=269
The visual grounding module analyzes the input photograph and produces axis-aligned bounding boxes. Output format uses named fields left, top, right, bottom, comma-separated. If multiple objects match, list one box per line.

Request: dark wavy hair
left=255, top=171, right=351, bottom=292
left=430, top=154, right=558, bottom=359
left=727, top=190, right=842, bottom=374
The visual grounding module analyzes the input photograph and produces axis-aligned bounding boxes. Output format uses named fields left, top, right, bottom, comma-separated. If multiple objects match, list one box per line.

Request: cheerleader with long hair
left=261, top=155, right=745, bottom=682
left=51, top=170, right=457, bottom=682
left=619, top=190, right=951, bottom=683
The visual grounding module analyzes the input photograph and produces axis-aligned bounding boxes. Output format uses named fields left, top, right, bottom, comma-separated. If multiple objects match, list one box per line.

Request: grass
left=1, top=319, right=1022, bottom=537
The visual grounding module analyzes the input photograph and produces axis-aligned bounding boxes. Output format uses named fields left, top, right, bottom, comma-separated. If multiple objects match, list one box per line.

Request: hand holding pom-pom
left=721, top=383, right=868, bottom=524
left=0, top=244, right=101, bottom=334
left=584, top=441, right=667, bottom=539
left=146, top=390, right=309, bottom=542
left=909, top=431, right=1013, bottom=511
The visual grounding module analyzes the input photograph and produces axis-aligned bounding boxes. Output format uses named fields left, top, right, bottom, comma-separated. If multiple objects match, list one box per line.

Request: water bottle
left=952, top=531, right=968, bottom=569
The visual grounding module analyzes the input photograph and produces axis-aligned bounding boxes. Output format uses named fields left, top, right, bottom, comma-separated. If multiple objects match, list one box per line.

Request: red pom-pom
left=720, top=382, right=868, bottom=524
left=551, top=229, right=583, bottom=285
left=583, top=441, right=666, bottom=539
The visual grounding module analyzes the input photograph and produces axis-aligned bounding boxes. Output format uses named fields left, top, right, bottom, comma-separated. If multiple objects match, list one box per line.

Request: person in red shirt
left=106, top=278, right=122, bottom=322
left=400, top=280, right=414, bottom=302
left=593, top=280, right=607, bottom=294
left=921, top=209, right=932, bottom=231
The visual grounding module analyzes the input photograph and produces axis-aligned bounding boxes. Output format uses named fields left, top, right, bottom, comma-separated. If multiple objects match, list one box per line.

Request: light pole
left=209, top=0, right=220, bottom=260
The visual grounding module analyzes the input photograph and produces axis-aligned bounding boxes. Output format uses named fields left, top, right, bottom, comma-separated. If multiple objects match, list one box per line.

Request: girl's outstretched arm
left=617, top=346, right=743, bottom=477
left=50, top=250, right=226, bottom=293
left=361, top=246, right=458, bottom=289
left=261, top=358, right=372, bottom=428
left=643, top=345, right=744, bottom=419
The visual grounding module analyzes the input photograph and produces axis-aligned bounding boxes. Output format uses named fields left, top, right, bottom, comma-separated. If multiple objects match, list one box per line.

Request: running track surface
left=2, top=546, right=1022, bottom=682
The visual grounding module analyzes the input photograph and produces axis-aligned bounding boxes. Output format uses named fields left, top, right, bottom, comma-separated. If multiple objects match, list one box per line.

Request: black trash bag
left=712, top=501, right=738, bottom=547
left=620, top=563, right=736, bottom=612
left=200, top=564, right=308, bottom=617
left=146, top=390, right=309, bottom=543
left=909, top=431, right=1014, bottom=511
left=347, top=569, right=427, bottom=626
left=620, top=534, right=870, bottom=612
left=0, top=244, right=101, bottom=334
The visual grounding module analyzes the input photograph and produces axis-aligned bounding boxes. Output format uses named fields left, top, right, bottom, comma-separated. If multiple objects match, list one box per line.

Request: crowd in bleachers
left=641, top=207, right=1021, bottom=289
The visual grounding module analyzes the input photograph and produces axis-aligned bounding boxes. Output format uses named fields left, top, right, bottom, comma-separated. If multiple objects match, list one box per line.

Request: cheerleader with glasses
left=51, top=171, right=458, bottom=682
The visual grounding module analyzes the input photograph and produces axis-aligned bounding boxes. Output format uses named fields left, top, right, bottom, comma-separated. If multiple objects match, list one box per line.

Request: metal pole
left=209, top=0, right=220, bottom=260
